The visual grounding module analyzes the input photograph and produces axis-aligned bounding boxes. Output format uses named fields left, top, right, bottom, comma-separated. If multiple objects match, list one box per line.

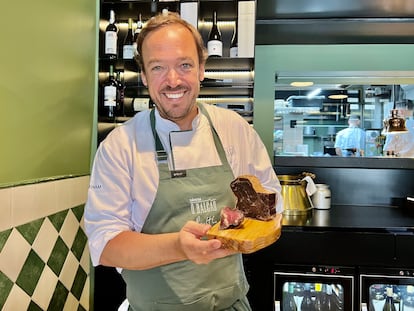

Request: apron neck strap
left=150, top=109, right=168, bottom=162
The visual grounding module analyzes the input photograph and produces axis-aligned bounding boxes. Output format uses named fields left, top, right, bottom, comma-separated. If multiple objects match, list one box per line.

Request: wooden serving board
left=206, top=213, right=282, bottom=254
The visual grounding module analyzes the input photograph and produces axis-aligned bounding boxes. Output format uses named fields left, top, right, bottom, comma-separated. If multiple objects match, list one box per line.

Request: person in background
left=334, top=115, right=366, bottom=157
left=85, top=12, right=283, bottom=311
left=383, top=100, right=414, bottom=157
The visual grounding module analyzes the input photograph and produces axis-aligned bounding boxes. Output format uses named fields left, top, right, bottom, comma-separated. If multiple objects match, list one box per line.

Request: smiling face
left=140, top=23, right=205, bottom=130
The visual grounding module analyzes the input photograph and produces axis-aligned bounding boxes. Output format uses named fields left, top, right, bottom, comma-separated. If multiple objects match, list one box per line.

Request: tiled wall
left=0, top=176, right=90, bottom=311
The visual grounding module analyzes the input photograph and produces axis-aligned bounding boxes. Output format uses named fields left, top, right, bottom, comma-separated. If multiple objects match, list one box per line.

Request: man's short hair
left=348, top=115, right=360, bottom=121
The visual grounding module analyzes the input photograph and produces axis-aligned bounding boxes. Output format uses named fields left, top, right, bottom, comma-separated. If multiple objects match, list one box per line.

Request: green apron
left=122, top=104, right=251, bottom=311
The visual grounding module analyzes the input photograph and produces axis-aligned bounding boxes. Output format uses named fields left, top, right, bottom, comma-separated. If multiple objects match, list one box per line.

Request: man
left=85, top=12, right=283, bottom=311
left=334, top=115, right=365, bottom=157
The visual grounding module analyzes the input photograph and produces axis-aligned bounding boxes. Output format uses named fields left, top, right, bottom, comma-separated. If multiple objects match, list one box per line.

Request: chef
left=85, top=12, right=282, bottom=311
left=334, top=115, right=366, bottom=157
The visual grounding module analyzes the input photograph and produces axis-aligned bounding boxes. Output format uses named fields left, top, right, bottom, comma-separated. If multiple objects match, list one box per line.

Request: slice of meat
left=219, top=206, right=245, bottom=230
left=230, top=175, right=276, bottom=221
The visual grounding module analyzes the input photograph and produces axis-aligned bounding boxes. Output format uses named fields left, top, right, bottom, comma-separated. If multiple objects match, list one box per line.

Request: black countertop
left=281, top=204, right=414, bottom=233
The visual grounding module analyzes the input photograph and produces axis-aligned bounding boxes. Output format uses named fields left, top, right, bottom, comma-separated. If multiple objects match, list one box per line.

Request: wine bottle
left=116, top=71, right=125, bottom=116
left=301, top=283, right=315, bottom=311
left=105, top=10, right=118, bottom=59
left=404, top=285, right=414, bottom=311
left=371, top=285, right=386, bottom=311
left=383, top=287, right=396, bottom=311
left=325, top=284, right=333, bottom=311
left=283, top=283, right=298, bottom=311
left=123, top=18, right=134, bottom=60
left=133, top=14, right=143, bottom=58
left=230, top=21, right=238, bottom=58
left=103, top=65, right=117, bottom=118
left=180, top=0, right=198, bottom=29
left=151, top=0, right=158, bottom=16
left=314, top=283, right=325, bottom=311
left=207, top=11, right=222, bottom=57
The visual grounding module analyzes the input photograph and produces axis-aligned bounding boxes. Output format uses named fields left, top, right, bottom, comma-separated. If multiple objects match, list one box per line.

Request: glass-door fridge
left=360, top=267, right=414, bottom=311
left=273, top=264, right=355, bottom=311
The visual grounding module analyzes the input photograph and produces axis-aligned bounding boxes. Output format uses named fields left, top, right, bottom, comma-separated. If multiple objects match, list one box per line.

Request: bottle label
left=207, top=40, right=222, bottom=57
left=105, top=31, right=118, bottom=55
left=123, top=45, right=135, bottom=59
left=104, top=86, right=117, bottom=107
left=230, top=46, right=238, bottom=58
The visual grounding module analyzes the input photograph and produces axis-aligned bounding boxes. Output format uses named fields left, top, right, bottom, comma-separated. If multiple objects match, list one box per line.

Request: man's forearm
left=100, top=231, right=186, bottom=270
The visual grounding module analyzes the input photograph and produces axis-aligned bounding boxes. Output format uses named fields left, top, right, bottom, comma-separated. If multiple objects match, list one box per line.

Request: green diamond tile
left=27, top=300, right=43, bottom=311
left=71, top=205, right=85, bottom=223
left=71, top=266, right=87, bottom=300
left=48, top=210, right=69, bottom=233
left=47, top=237, right=69, bottom=276
left=16, top=218, right=45, bottom=245
left=71, top=228, right=87, bottom=261
left=16, top=250, right=45, bottom=296
left=78, top=304, right=87, bottom=311
left=0, top=229, right=12, bottom=253
left=47, top=280, right=69, bottom=311
left=0, top=271, right=13, bottom=308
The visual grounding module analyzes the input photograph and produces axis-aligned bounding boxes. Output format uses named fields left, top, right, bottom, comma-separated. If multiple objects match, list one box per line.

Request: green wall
left=253, top=44, right=414, bottom=162
left=0, top=0, right=97, bottom=187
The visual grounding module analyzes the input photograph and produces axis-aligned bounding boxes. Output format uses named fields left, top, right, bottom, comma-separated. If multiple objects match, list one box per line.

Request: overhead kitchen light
left=328, top=92, right=348, bottom=100
left=290, top=81, right=314, bottom=87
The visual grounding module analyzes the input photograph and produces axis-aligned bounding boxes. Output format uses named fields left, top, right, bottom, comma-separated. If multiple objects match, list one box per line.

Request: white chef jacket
left=85, top=104, right=283, bottom=266
left=334, top=126, right=366, bottom=156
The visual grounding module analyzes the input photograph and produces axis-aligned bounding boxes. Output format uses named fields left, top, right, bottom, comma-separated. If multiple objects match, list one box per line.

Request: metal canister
left=312, top=184, right=331, bottom=210
left=278, top=174, right=314, bottom=215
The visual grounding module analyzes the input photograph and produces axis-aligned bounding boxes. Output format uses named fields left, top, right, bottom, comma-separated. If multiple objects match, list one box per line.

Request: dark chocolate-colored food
left=219, top=206, right=245, bottom=230
left=230, top=175, right=276, bottom=221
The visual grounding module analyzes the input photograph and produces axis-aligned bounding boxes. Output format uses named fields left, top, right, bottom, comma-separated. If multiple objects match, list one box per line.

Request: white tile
left=59, top=252, right=78, bottom=290
left=63, top=292, right=80, bottom=311
left=0, top=228, right=31, bottom=282
left=2, top=284, right=31, bottom=311
left=32, top=218, right=59, bottom=263
left=79, top=242, right=91, bottom=272
left=60, top=210, right=79, bottom=248
left=31, top=265, right=58, bottom=310
left=55, top=178, right=74, bottom=210
left=34, top=181, right=57, bottom=218
left=72, top=176, right=90, bottom=206
left=56, top=176, right=89, bottom=209
left=0, top=188, right=12, bottom=231
left=10, top=177, right=90, bottom=228
left=11, top=183, right=37, bottom=227
left=12, top=181, right=58, bottom=227
left=79, top=275, right=90, bottom=310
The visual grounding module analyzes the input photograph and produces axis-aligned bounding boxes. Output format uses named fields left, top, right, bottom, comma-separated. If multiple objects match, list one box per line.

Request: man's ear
left=199, top=63, right=205, bottom=82
left=141, top=71, right=148, bottom=87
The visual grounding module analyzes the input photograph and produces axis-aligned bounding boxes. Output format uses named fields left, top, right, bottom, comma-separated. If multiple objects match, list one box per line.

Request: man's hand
left=179, top=221, right=237, bottom=264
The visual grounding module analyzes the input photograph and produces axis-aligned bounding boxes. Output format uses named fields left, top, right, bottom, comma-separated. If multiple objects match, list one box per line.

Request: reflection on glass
left=367, top=284, right=414, bottom=311
left=274, top=79, right=414, bottom=158
left=280, top=281, right=343, bottom=311
left=383, top=101, right=414, bottom=157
